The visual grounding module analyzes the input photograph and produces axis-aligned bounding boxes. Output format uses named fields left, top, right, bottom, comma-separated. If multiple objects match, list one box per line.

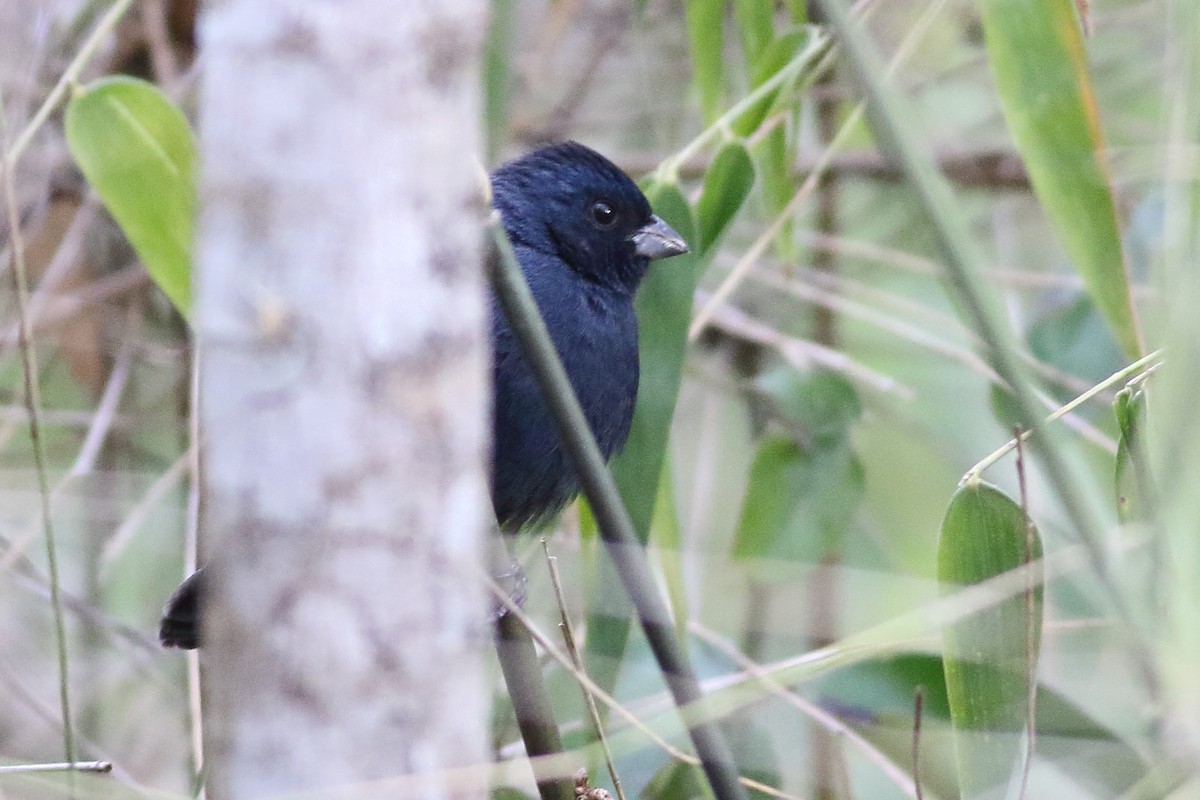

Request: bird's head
left=490, top=141, right=688, bottom=294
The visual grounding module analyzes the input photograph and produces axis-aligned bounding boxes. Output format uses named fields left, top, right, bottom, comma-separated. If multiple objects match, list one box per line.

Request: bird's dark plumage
left=159, top=141, right=687, bottom=649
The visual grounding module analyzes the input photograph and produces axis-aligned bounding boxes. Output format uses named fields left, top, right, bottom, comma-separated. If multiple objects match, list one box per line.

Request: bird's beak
left=630, top=215, right=689, bottom=261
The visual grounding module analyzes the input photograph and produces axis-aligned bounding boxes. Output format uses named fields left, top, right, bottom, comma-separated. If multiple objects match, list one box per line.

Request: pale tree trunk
left=194, top=2, right=491, bottom=798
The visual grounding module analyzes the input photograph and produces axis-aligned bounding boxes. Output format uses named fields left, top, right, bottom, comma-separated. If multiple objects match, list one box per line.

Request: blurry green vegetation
left=1, top=0, right=1194, bottom=799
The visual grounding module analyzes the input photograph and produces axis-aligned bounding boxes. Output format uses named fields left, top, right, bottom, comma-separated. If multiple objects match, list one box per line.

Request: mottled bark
left=194, top=2, right=490, bottom=798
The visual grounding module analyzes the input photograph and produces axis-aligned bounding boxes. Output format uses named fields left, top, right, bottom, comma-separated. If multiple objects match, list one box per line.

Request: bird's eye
left=590, top=201, right=617, bottom=228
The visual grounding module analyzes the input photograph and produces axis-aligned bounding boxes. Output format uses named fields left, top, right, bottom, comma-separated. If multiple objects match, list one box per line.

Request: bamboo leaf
left=733, top=369, right=864, bottom=577
left=685, top=0, right=726, bottom=124
left=733, top=27, right=814, bottom=138
left=977, top=0, right=1141, bottom=357
left=65, top=76, right=195, bottom=318
left=694, top=141, right=756, bottom=255
left=938, top=480, right=1043, bottom=800
left=583, top=182, right=698, bottom=705
left=733, top=0, right=775, bottom=68
left=610, top=182, right=700, bottom=538
left=649, top=460, right=689, bottom=643
left=1114, top=383, right=1152, bottom=524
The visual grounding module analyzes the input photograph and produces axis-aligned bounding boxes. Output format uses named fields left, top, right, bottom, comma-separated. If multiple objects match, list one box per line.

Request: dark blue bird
left=159, top=141, right=687, bottom=648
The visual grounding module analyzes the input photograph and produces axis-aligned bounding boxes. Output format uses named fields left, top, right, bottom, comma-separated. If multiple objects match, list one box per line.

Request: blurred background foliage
left=0, top=0, right=1193, bottom=798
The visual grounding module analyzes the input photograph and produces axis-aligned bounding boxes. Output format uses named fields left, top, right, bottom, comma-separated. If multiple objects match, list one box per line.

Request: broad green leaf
left=65, top=76, right=195, bottom=318
left=732, top=436, right=863, bottom=577
left=685, top=0, right=725, bottom=124
left=582, top=182, right=699, bottom=711
left=978, top=0, right=1140, bottom=357
left=694, top=141, right=756, bottom=255
left=1027, top=294, right=1124, bottom=391
left=734, top=371, right=863, bottom=578
left=1114, top=383, right=1152, bottom=524
left=756, top=368, right=861, bottom=447
left=938, top=480, right=1043, bottom=800
left=612, top=182, right=699, bottom=538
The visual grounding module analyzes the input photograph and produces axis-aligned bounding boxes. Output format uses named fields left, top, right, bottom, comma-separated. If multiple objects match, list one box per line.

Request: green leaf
left=977, top=0, right=1140, bottom=357
left=685, top=0, right=726, bottom=124
left=756, top=368, right=861, bottom=447
left=1114, top=383, right=1153, bottom=524
left=733, top=0, right=775, bottom=68
left=483, top=0, right=517, bottom=160
left=694, top=141, right=756, bottom=255
left=65, top=76, right=196, bottom=319
left=1027, top=294, right=1124, bottom=390
left=611, top=182, right=700, bottom=539
left=582, top=182, right=699, bottom=711
left=649, top=459, right=689, bottom=642
left=733, top=371, right=863, bottom=578
left=733, top=27, right=813, bottom=138
left=642, top=760, right=707, bottom=800
left=938, top=480, right=1043, bottom=800
left=732, top=436, right=863, bottom=575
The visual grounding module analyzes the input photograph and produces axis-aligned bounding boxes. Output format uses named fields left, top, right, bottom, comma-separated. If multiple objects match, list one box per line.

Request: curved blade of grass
left=938, top=480, right=1043, bottom=800
left=65, top=76, right=195, bottom=318
left=977, top=0, right=1140, bottom=357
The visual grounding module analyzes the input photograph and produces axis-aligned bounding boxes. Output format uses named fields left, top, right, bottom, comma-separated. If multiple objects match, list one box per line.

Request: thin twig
left=699, top=292, right=915, bottom=399
left=140, top=0, right=180, bottom=89
left=4, top=0, right=138, bottom=167
left=481, top=570, right=805, bottom=800
left=962, top=350, right=1163, bottom=482
left=184, top=344, right=206, bottom=800
left=1013, top=433, right=1038, bottom=800
left=69, top=300, right=139, bottom=475
left=99, top=449, right=190, bottom=572
left=1, top=85, right=77, bottom=789
left=542, top=540, right=626, bottom=800
left=743, top=266, right=1118, bottom=452
left=490, top=532, right=575, bottom=800
left=912, top=688, right=924, bottom=800
left=0, top=761, right=112, bottom=775
left=690, top=621, right=920, bottom=798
